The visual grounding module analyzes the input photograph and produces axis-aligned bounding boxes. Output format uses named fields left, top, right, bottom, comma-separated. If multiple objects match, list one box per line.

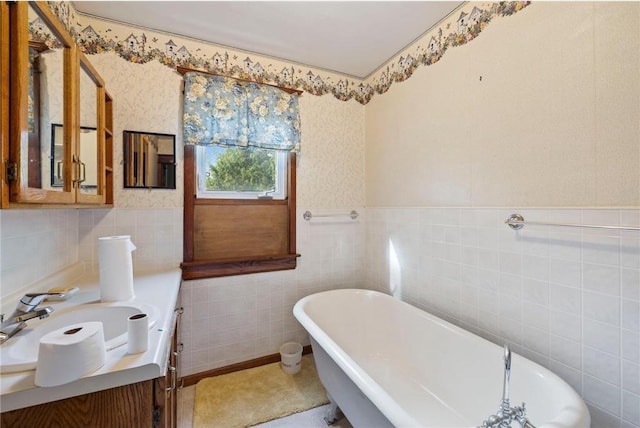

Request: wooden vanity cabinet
left=0, top=1, right=113, bottom=208
left=0, top=381, right=155, bottom=428
left=0, top=310, right=182, bottom=428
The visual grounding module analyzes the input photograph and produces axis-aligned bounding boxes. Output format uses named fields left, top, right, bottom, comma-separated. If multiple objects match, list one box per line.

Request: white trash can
left=280, top=342, right=303, bottom=374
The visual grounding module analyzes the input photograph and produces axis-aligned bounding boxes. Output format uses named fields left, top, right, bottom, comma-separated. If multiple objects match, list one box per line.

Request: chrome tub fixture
left=479, top=345, right=535, bottom=428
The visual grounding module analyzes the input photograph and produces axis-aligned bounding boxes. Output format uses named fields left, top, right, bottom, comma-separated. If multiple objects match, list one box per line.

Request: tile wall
left=365, top=207, right=640, bottom=428
left=179, top=208, right=366, bottom=376
left=2, top=205, right=637, bottom=427
left=59, top=206, right=366, bottom=377
left=0, top=209, right=78, bottom=297
left=1, top=204, right=365, bottom=378
left=77, top=207, right=183, bottom=273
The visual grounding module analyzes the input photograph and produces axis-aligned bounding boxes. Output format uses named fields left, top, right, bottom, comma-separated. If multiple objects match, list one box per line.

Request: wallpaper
left=362, top=2, right=530, bottom=98
left=75, top=51, right=366, bottom=209
left=297, top=94, right=365, bottom=209
left=87, top=53, right=184, bottom=208
left=364, top=1, right=640, bottom=208
left=45, top=1, right=530, bottom=105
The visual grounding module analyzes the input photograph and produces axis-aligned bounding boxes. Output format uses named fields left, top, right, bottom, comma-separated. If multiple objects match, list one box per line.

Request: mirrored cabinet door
left=4, top=2, right=112, bottom=208
left=76, top=54, right=105, bottom=204
left=9, top=2, right=75, bottom=204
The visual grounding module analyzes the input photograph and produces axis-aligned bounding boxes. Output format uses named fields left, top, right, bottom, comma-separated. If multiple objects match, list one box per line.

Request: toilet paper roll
left=127, top=313, right=148, bottom=354
left=98, top=235, right=136, bottom=302
left=35, top=322, right=107, bottom=387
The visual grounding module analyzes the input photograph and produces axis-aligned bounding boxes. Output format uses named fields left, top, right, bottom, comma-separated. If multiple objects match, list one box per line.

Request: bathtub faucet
left=480, top=402, right=534, bottom=428
left=478, top=345, right=536, bottom=428
left=501, top=344, right=511, bottom=413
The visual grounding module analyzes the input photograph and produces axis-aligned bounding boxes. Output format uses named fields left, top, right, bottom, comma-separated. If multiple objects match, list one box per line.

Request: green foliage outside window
left=205, top=147, right=276, bottom=192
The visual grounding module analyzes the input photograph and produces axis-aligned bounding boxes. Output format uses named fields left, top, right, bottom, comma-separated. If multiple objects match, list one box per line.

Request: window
left=196, top=146, right=287, bottom=200
left=181, top=145, right=298, bottom=280
left=179, top=69, right=301, bottom=280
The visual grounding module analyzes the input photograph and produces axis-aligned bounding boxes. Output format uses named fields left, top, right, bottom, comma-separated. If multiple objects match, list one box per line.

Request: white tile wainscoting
left=2, top=206, right=366, bottom=379
left=2, top=206, right=638, bottom=428
left=0, top=209, right=79, bottom=297
left=77, top=208, right=184, bottom=273
left=178, top=208, right=366, bottom=376
left=365, top=207, right=640, bottom=428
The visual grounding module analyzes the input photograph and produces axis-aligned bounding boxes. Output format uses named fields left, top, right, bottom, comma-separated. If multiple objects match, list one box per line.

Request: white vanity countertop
left=0, top=268, right=182, bottom=412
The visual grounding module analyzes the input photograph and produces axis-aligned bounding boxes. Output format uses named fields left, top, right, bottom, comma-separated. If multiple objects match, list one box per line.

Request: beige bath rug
left=193, top=354, right=329, bottom=428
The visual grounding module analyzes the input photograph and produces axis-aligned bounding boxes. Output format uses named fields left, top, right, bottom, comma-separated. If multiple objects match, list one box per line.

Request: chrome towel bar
left=303, top=210, right=359, bottom=221
left=505, top=213, right=640, bottom=231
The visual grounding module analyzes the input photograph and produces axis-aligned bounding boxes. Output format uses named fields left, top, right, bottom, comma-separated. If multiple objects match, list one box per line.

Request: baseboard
left=181, top=345, right=313, bottom=387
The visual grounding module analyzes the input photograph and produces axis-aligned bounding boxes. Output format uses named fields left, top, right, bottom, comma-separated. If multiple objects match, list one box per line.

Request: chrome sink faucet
left=0, top=293, right=63, bottom=344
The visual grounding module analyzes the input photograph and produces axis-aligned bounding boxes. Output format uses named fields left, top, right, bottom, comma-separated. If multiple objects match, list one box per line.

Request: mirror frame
left=123, top=130, right=176, bottom=189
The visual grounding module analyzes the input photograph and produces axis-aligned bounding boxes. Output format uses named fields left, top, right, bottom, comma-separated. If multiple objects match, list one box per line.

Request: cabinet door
left=75, top=54, right=106, bottom=204
left=153, top=308, right=182, bottom=428
left=8, top=2, right=76, bottom=204
left=0, top=380, right=155, bottom=427
left=1, top=2, right=9, bottom=207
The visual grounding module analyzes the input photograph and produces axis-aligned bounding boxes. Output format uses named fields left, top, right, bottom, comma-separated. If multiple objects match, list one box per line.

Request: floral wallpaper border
left=46, top=1, right=530, bottom=105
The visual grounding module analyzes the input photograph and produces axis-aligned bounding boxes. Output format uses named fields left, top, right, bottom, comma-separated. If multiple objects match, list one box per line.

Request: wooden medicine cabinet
left=0, top=1, right=113, bottom=208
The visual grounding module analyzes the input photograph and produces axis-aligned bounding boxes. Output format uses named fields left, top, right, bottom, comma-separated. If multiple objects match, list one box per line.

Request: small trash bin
left=280, top=342, right=303, bottom=374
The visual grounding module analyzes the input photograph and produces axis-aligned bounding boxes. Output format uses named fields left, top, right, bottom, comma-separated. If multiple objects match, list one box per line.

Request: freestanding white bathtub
left=293, top=289, right=590, bottom=428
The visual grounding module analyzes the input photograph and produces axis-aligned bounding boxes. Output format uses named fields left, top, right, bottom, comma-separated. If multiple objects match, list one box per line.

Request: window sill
left=193, top=198, right=287, bottom=206
left=180, top=253, right=300, bottom=280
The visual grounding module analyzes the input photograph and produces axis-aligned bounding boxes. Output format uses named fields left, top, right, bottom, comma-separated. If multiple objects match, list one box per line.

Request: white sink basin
left=0, top=303, right=157, bottom=374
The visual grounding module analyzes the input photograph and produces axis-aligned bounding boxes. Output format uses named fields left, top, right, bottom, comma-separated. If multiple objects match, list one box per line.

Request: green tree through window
left=205, top=147, right=276, bottom=192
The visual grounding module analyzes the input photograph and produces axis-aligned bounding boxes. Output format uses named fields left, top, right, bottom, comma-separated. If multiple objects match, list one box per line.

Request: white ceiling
left=72, top=1, right=462, bottom=79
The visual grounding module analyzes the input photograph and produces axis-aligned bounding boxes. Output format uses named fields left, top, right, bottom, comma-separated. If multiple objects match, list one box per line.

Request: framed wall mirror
left=123, top=131, right=176, bottom=189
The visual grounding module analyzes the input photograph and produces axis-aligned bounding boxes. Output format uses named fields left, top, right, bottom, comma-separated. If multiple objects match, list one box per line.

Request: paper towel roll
left=127, top=313, right=149, bottom=354
left=35, top=322, right=107, bottom=387
left=98, top=235, right=136, bottom=302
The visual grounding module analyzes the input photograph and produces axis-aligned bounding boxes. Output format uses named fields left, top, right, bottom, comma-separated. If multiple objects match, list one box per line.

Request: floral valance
left=183, top=72, right=301, bottom=151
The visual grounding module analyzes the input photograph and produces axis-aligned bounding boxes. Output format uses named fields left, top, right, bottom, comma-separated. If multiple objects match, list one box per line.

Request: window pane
left=197, top=146, right=286, bottom=199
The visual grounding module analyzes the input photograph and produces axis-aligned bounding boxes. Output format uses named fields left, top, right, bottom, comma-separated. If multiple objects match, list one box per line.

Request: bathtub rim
left=293, top=288, right=590, bottom=428
left=295, top=289, right=419, bottom=427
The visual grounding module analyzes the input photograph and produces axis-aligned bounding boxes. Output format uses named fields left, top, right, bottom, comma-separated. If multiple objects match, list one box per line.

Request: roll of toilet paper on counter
left=35, top=321, right=107, bottom=387
left=127, top=313, right=148, bottom=354
left=98, top=235, right=136, bottom=302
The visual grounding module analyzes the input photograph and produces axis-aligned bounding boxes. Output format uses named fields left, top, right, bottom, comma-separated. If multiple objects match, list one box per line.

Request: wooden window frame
left=181, top=145, right=299, bottom=280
